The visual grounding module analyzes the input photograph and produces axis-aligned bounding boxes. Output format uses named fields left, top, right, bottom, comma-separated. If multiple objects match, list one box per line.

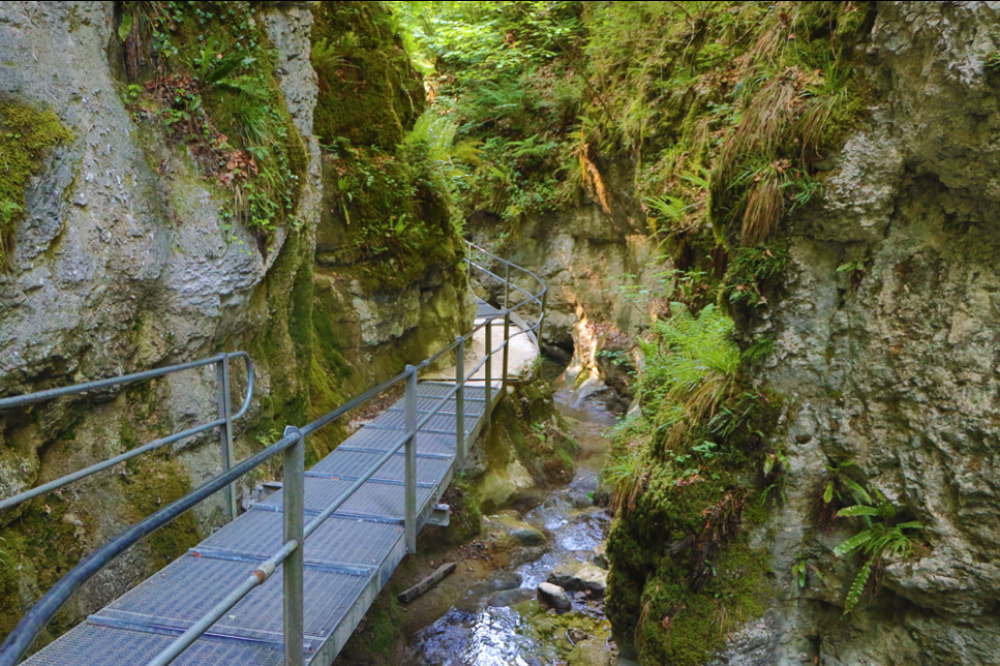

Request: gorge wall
left=0, top=0, right=472, bottom=644
left=467, top=2, right=1000, bottom=665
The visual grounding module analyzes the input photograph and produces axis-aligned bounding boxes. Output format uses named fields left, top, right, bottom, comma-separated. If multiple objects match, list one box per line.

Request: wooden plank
left=397, top=563, right=457, bottom=604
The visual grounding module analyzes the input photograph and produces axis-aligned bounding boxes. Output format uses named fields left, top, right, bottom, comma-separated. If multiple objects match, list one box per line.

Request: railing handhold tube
left=217, top=355, right=237, bottom=521
left=538, top=289, right=548, bottom=348
left=455, top=337, right=465, bottom=468
left=505, top=263, right=511, bottom=308
left=404, top=366, right=418, bottom=554
left=0, top=353, right=256, bottom=515
left=283, top=426, right=306, bottom=666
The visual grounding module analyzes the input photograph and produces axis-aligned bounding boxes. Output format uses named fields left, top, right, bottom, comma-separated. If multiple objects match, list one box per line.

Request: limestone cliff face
left=0, top=1, right=471, bottom=642
left=474, top=2, right=1000, bottom=664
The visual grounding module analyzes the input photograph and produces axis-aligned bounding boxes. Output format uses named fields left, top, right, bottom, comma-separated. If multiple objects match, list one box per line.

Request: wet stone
left=567, top=638, right=613, bottom=666
left=547, top=562, right=608, bottom=596
left=537, top=582, right=572, bottom=611
left=487, top=588, right=536, bottom=608
left=511, top=526, right=547, bottom=547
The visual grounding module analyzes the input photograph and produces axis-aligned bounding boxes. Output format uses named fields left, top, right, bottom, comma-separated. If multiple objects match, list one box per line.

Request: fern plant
left=603, top=451, right=647, bottom=515
left=834, top=488, right=924, bottom=614
left=638, top=302, right=741, bottom=450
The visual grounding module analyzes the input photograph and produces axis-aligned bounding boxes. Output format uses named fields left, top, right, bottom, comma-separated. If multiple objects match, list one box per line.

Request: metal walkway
left=19, top=381, right=491, bottom=666
left=0, top=245, right=545, bottom=666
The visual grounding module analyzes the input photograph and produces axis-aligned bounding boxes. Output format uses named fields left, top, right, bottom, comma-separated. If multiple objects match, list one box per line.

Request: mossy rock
left=311, top=1, right=425, bottom=151
left=0, top=98, right=72, bottom=268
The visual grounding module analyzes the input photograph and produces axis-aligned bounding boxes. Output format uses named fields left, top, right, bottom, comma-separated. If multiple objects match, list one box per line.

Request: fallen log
left=398, top=562, right=458, bottom=604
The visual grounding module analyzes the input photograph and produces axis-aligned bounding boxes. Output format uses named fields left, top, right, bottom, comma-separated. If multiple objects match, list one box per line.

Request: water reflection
left=409, top=606, right=558, bottom=666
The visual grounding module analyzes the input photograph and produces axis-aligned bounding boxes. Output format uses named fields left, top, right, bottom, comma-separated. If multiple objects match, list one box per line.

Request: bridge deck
left=20, top=304, right=520, bottom=666
left=21, top=383, right=487, bottom=666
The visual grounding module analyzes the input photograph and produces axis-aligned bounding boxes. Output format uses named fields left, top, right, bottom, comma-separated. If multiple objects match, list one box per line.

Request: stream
left=401, top=365, right=619, bottom=666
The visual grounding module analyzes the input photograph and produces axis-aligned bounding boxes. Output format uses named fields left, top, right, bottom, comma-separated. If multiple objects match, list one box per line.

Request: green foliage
left=602, top=450, right=646, bottom=514
left=307, top=1, right=465, bottom=291
left=119, top=1, right=306, bottom=236
left=726, top=242, right=790, bottom=307
left=311, top=1, right=426, bottom=152
left=640, top=303, right=740, bottom=429
left=321, top=139, right=459, bottom=291
left=0, top=100, right=72, bottom=270
left=834, top=487, right=925, bottom=613
left=388, top=1, right=586, bottom=228
left=604, top=292, right=784, bottom=662
left=792, top=554, right=823, bottom=590
left=987, top=51, right=1000, bottom=73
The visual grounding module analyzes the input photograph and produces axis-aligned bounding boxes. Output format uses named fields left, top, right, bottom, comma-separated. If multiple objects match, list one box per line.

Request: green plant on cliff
left=308, top=1, right=464, bottom=291
left=388, top=1, right=586, bottom=228
left=116, top=1, right=307, bottom=239
left=604, top=298, right=781, bottom=665
left=834, top=488, right=925, bottom=614
left=0, top=100, right=72, bottom=270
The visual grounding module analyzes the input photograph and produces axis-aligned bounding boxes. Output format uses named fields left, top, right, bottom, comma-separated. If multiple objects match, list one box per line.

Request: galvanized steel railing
left=0, top=241, right=545, bottom=666
left=0, top=352, right=255, bottom=518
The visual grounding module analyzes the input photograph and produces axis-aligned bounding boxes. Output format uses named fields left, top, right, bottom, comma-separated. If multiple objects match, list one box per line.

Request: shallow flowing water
left=402, top=366, right=618, bottom=666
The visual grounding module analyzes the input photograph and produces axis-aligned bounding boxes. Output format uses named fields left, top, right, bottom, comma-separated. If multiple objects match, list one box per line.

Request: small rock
left=548, top=563, right=608, bottom=596
left=511, top=526, right=547, bottom=547
left=591, top=542, right=609, bottom=570
left=487, top=588, right=535, bottom=608
left=567, top=627, right=588, bottom=644
left=537, top=582, right=572, bottom=611
left=492, top=572, right=524, bottom=590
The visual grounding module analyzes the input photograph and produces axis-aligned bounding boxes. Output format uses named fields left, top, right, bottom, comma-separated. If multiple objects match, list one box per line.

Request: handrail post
left=538, top=289, right=548, bottom=351
left=502, top=311, right=511, bottom=395
left=282, top=426, right=305, bottom=666
left=504, top=263, right=511, bottom=309
left=216, top=354, right=237, bottom=521
left=455, top=337, right=465, bottom=469
left=405, top=366, right=418, bottom=554
left=484, top=319, right=493, bottom=421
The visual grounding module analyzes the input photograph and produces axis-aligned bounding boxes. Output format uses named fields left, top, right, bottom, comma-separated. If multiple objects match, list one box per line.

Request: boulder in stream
left=537, top=582, right=572, bottom=611
left=547, top=562, right=608, bottom=596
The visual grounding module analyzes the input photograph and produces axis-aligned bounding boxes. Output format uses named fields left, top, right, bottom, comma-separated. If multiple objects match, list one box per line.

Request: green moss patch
left=123, top=454, right=201, bottom=570
left=320, top=144, right=459, bottom=292
left=0, top=100, right=72, bottom=269
left=602, top=302, right=784, bottom=663
left=311, top=1, right=425, bottom=152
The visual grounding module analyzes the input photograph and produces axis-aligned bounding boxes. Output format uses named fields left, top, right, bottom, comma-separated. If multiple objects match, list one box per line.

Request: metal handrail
left=0, top=352, right=255, bottom=515
left=0, top=243, right=545, bottom=666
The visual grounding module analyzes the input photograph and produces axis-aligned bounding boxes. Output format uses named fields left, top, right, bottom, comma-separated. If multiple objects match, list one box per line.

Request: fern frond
left=837, top=505, right=880, bottom=518
left=833, top=529, right=873, bottom=557
left=841, top=478, right=872, bottom=505
left=843, top=559, right=872, bottom=614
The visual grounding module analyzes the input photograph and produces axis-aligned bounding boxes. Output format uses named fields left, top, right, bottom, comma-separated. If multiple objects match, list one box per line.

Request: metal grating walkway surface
left=21, top=379, right=491, bottom=666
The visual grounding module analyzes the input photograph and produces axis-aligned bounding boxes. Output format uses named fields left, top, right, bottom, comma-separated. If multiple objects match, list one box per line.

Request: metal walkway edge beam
left=0, top=242, right=545, bottom=666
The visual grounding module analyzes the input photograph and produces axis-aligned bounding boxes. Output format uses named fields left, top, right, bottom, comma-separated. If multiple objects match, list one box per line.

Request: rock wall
left=467, top=157, right=655, bottom=408
left=0, top=0, right=471, bottom=644
left=753, top=3, right=1000, bottom=664
left=473, top=2, right=1000, bottom=664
